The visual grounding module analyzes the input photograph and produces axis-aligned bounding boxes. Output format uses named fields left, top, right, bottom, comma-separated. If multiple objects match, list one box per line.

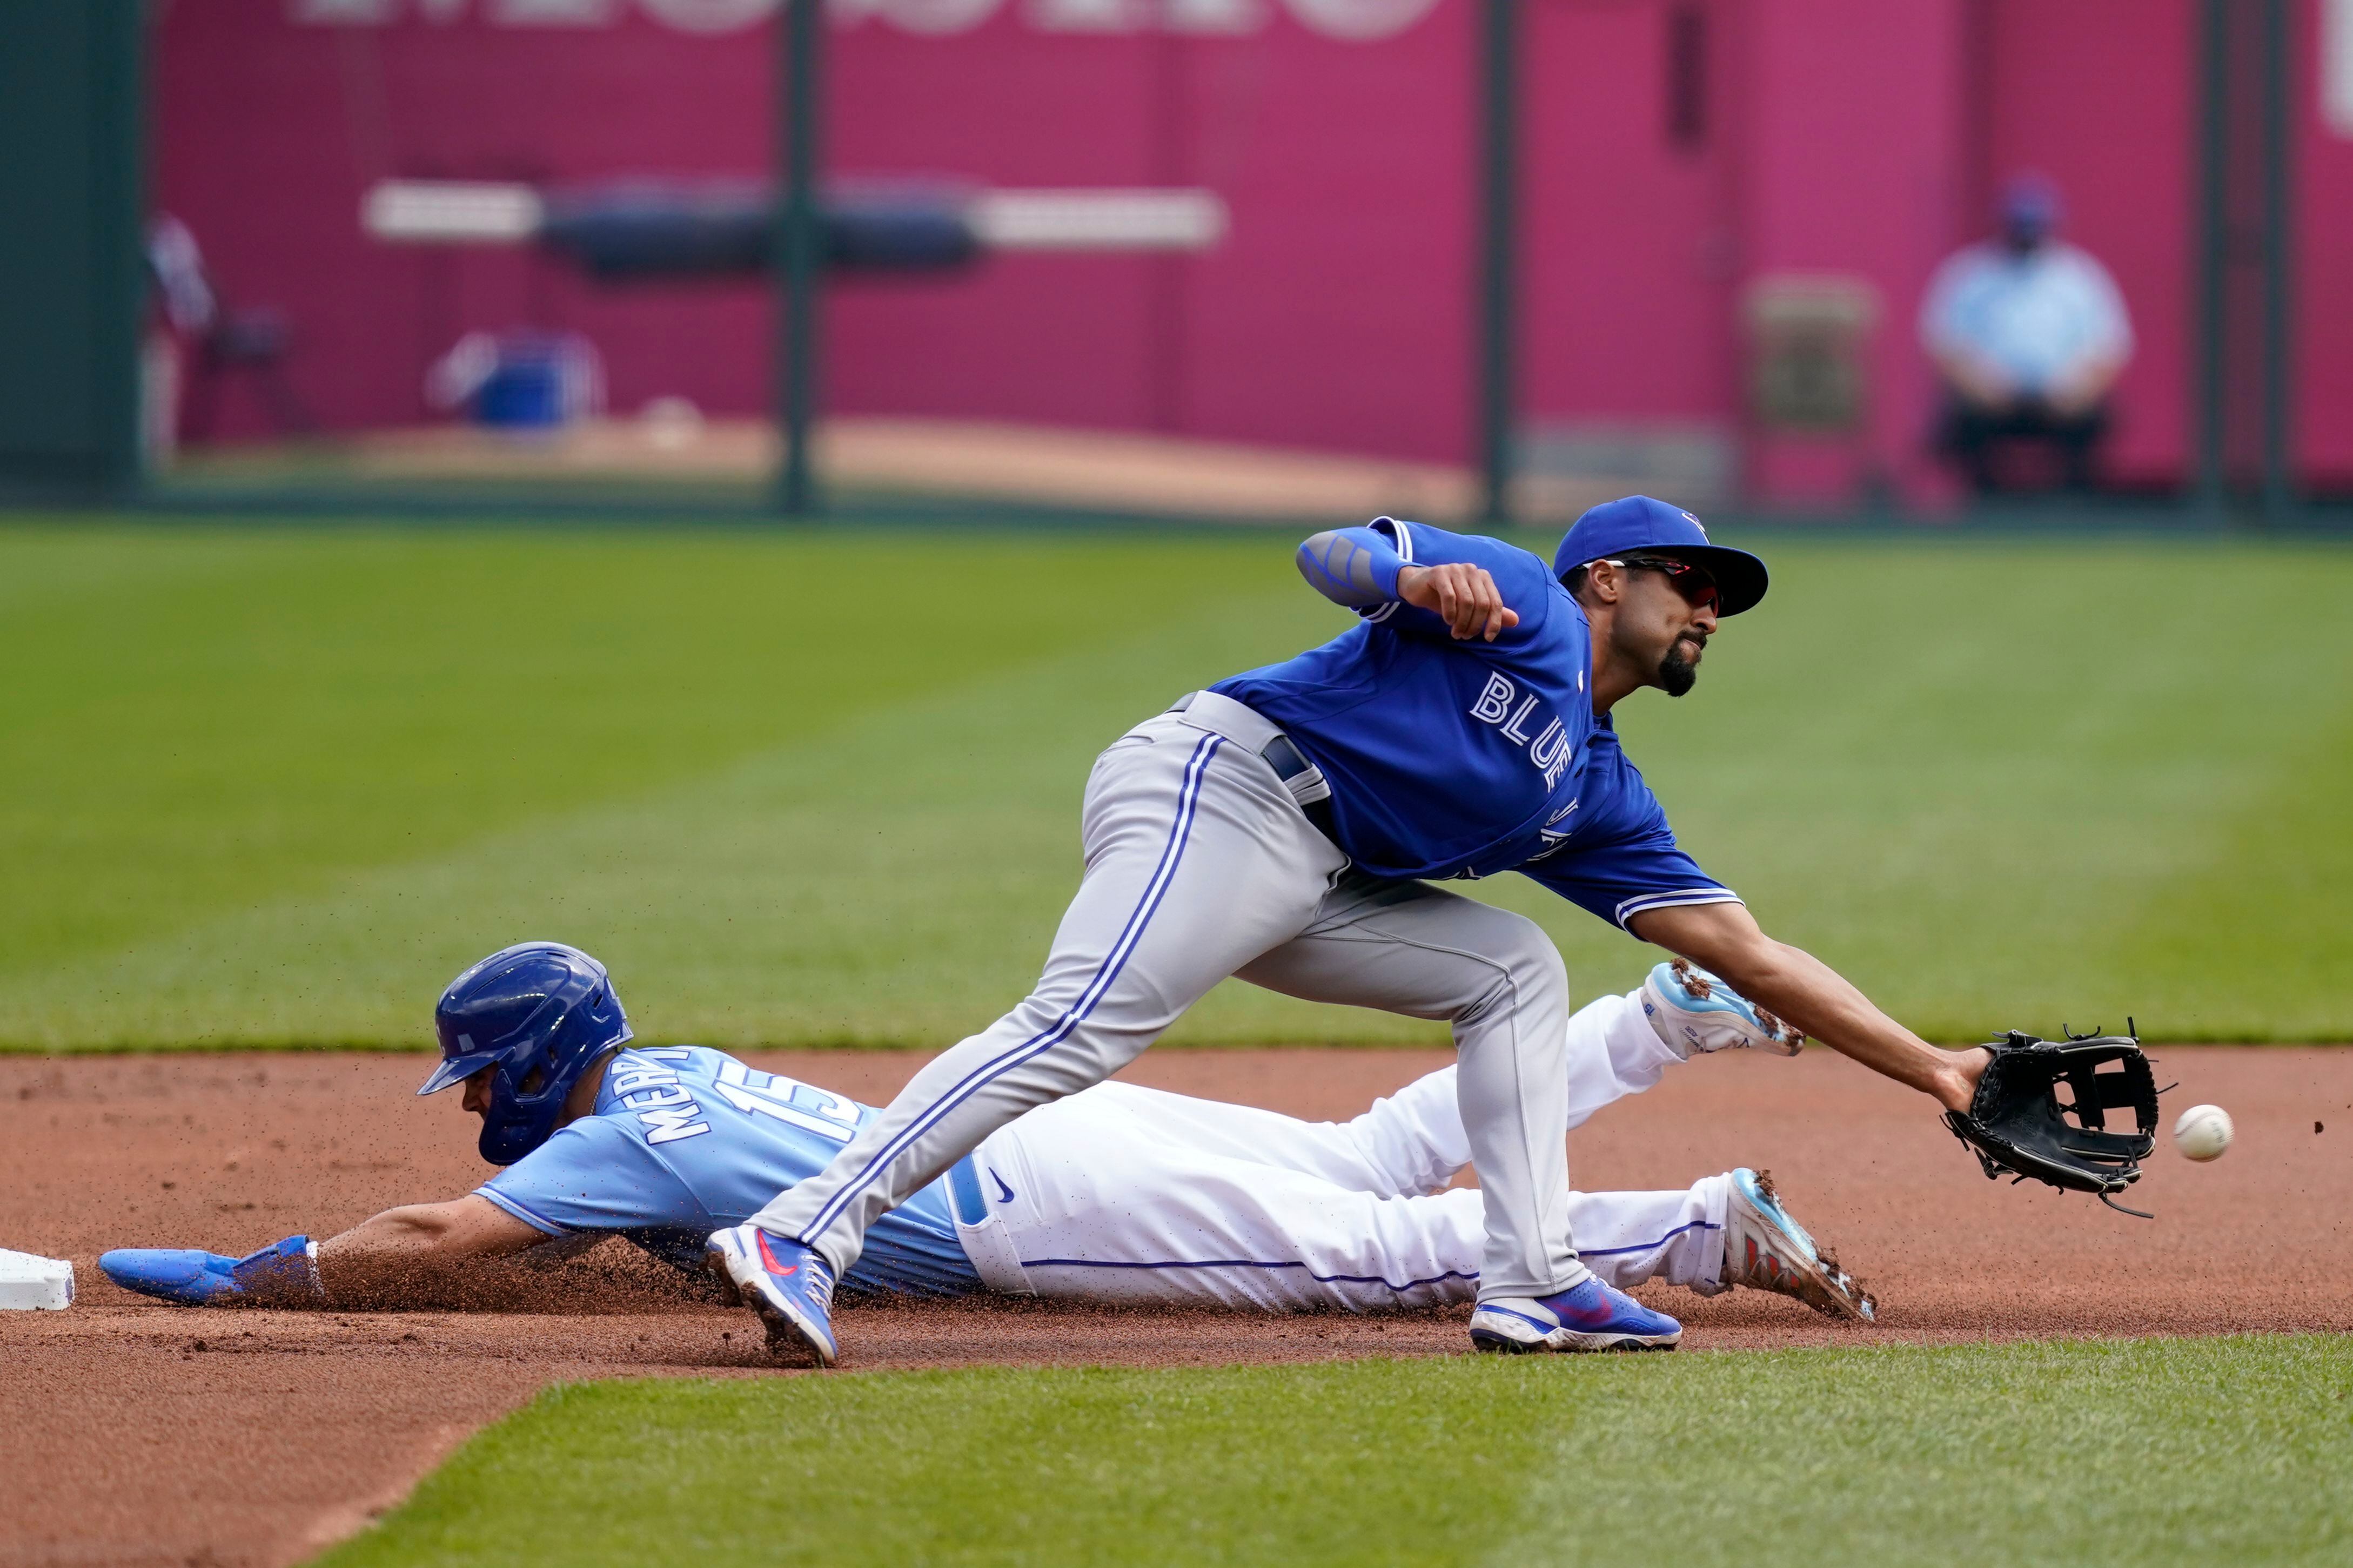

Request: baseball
left=2173, top=1104, right=2233, bottom=1162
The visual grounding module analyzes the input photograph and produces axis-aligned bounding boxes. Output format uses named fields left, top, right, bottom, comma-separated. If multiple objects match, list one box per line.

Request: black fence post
left=0, top=2, right=143, bottom=499
left=2260, top=0, right=2294, bottom=523
left=777, top=0, right=823, bottom=517
left=2195, top=0, right=2230, bottom=517
left=1477, top=0, right=1519, bottom=527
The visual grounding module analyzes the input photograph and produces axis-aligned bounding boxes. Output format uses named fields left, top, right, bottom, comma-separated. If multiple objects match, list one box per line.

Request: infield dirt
left=4, top=1045, right=2347, bottom=1567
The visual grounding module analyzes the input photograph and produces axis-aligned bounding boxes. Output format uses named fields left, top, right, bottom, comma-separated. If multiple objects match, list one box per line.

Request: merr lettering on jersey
left=1469, top=674, right=1573, bottom=788
left=609, top=1047, right=710, bottom=1145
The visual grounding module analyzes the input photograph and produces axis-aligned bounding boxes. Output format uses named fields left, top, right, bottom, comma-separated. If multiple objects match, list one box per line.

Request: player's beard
left=1658, top=636, right=1702, bottom=697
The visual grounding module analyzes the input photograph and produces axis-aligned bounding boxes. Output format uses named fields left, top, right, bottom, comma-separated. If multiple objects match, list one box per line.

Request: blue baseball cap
left=2000, top=172, right=2062, bottom=242
left=1553, top=495, right=1769, bottom=617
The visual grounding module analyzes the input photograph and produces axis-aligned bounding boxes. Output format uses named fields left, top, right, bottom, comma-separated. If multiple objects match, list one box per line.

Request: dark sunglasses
left=1604, top=555, right=1721, bottom=613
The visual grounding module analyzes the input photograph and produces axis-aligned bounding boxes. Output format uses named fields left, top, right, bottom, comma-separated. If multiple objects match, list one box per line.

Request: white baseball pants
left=951, top=988, right=1727, bottom=1312
left=755, top=692, right=1587, bottom=1301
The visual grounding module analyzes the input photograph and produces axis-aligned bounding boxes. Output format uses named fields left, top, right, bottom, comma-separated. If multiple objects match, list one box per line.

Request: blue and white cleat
left=1469, top=1276, right=1683, bottom=1354
left=1641, top=960, right=1804, bottom=1056
left=100, top=1235, right=318, bottom=1306
left=706, top=1223, right=839, bottom=1367
left=1722, top=1167, right=1876, bottom=1322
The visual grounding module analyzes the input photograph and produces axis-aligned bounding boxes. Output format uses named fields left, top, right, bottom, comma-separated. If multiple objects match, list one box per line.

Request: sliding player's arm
left=101, top=1115, right=696, bottom=1309
left=97, top=1195, right=558, bottom=1309
left=310, top=1195, right=550, bottom=1307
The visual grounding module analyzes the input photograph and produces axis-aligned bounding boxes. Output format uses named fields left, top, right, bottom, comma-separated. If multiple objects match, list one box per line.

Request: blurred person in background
left=1919, top=174, right=2133, bottom=494
left=141, top=215, right=217, bottom=468
left=141, top=212, right=311, bottom=463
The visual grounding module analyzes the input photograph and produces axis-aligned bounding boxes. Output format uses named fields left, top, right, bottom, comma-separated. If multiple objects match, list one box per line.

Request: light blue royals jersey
left=1214, top=519, right=1736, bottom=928
left=477, top=1046, right=982, bottom=1297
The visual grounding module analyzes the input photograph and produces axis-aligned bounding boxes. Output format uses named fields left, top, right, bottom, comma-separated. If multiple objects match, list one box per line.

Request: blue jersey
left=1215, top=518, right=1737, bottom=927
left=1517, top=719, right=1738, bottom=930
left=477, top=1046, right=982, bottom=1297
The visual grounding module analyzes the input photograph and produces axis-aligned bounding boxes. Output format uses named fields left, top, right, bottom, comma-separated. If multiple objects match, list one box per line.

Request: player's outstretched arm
left=312, top=1195, right=548, bottom=1308
left=1628, top=901, right=1987, bottom=1112
left=98, top=1194, right=552, bottom=1309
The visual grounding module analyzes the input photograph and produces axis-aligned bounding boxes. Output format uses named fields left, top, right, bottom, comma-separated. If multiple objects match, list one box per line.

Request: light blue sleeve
left=477, top=1117, right=706, bottom=1236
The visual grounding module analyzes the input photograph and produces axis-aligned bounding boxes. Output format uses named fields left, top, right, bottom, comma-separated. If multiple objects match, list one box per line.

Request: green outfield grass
left=318, top=1337, right=2352, bottom=1568
left=2, top=521, right=2349, bottom=1048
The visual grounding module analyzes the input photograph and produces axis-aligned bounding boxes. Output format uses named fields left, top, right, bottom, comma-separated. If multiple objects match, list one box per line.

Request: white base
left=0, top=1248, right=75, bottom=1310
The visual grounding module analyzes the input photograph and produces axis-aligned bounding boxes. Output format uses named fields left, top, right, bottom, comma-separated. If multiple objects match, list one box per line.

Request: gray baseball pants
left=752, top=690, right=1586, bottom=1301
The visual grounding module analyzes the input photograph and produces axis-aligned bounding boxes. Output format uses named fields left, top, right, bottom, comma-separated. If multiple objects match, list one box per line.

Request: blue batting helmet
left=418, top=941, right=633, bottom=1165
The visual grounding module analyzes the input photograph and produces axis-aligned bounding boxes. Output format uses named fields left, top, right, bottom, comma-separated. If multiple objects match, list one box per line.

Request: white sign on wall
left=291, top=0, right=1442, bottom=41
left=2328, top=0, right=2353, bottom=137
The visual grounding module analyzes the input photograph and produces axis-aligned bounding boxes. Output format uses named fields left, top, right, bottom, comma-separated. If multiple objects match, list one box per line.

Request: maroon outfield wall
left=153, top=1, right=2353, bottom=501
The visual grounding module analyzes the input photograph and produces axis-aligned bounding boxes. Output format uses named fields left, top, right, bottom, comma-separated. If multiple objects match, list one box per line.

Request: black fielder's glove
left=1943, top=1027, right=2162, bottom=1216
